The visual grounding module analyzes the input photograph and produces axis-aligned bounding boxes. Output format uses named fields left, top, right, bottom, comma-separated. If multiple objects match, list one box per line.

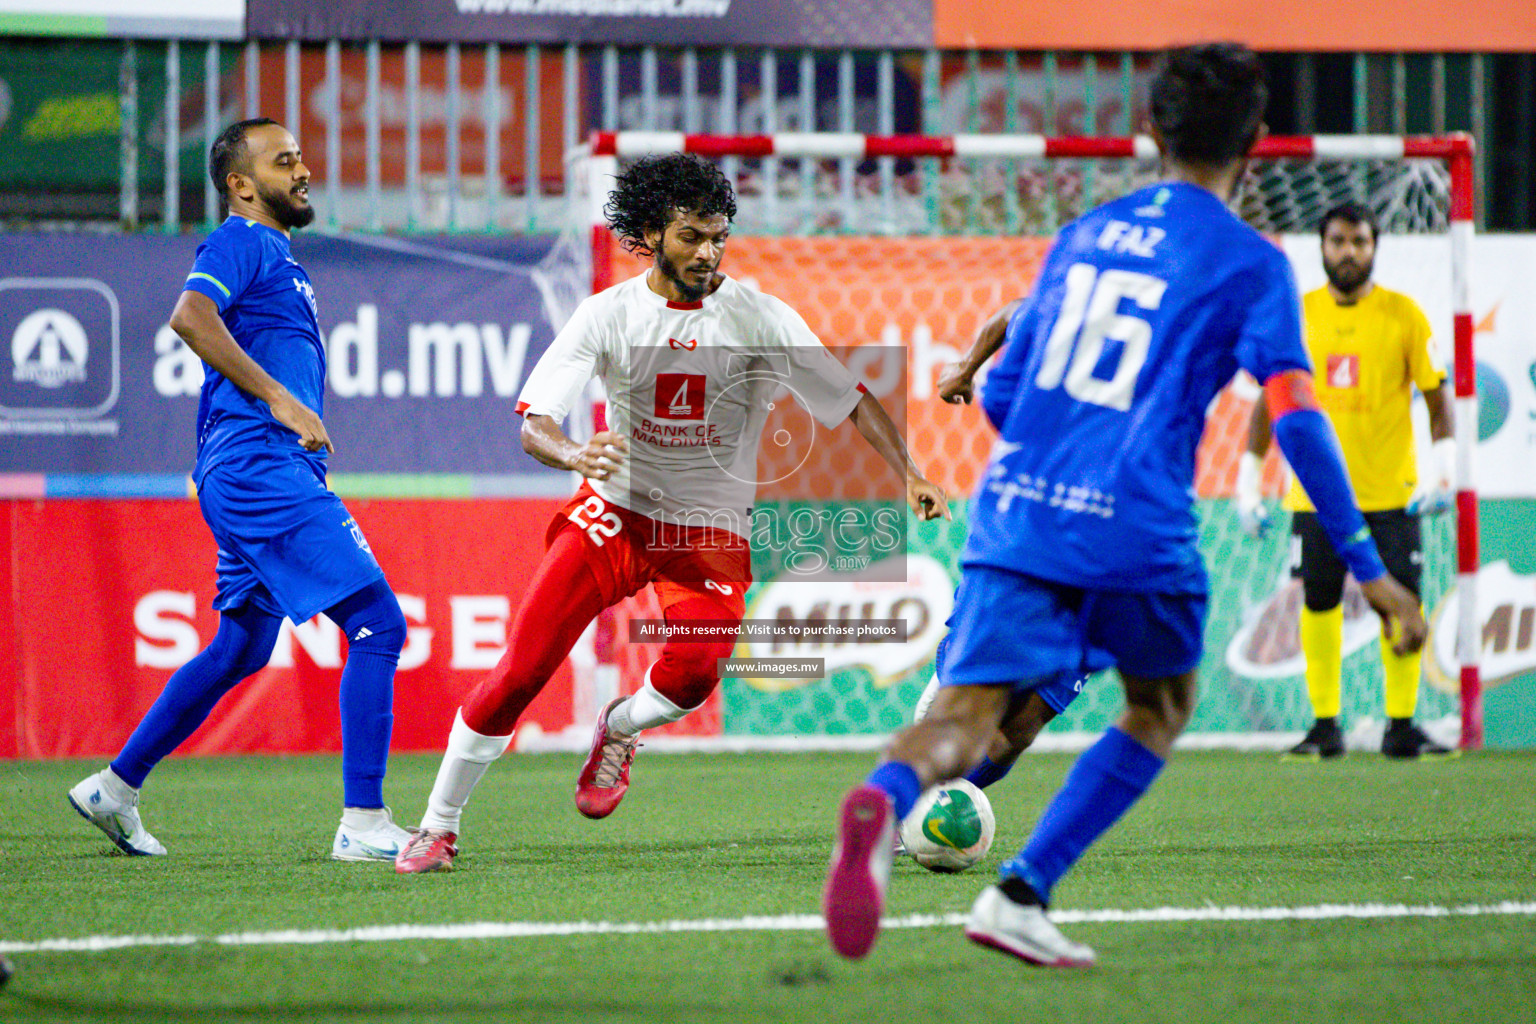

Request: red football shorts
left=547, top=481, right=752, bottom=618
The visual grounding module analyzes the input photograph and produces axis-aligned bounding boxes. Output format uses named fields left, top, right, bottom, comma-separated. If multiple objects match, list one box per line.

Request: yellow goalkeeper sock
left=1381, top=621, right=1424, bottom=720
left=1300, top=605, right=1344, bottom=720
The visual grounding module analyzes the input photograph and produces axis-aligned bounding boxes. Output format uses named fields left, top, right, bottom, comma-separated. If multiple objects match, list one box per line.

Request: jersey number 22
left=569, top=495, right=623, bottom=547
left=1035, top=264, right=1167, bottom=412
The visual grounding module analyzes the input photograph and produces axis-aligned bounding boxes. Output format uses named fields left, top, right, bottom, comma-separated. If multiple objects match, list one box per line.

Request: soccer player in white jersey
left=397, top=153, right=948, bottom=873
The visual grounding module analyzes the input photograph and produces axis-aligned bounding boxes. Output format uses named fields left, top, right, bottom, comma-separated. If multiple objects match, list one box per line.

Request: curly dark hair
left=604, top=153, right=737, bottom=258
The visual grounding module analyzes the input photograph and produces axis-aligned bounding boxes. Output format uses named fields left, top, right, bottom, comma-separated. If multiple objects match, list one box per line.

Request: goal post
left=557, top=130, right=1481, bottom=752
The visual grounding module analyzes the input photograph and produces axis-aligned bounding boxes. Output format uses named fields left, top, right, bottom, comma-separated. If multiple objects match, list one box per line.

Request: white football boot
left=965, top=884, right=1096, bottom=967
left=68, top=769, right=168, bottom=856
left=891, top=672, right=941, bottom=861
left=332, top=807, right=414, bottom=862
left=911, top=672, right=941, bottom=724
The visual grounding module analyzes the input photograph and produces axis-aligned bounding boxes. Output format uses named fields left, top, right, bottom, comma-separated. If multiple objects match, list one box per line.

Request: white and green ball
left=899, top=779, right=996, bottom=873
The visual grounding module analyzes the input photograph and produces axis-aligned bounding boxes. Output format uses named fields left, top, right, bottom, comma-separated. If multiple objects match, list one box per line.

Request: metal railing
left=0, top=38, right=1520, bottom=233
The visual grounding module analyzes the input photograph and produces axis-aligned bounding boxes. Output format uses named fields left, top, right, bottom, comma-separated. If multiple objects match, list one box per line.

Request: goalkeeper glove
left=1408, top=437, right=1457, bottom=516
left=1236, top=452, right=1271, bottom=538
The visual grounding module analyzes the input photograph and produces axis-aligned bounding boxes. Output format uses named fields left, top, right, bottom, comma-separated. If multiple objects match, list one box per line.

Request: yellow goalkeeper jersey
left=1283, top=284, right=1446, bottom=513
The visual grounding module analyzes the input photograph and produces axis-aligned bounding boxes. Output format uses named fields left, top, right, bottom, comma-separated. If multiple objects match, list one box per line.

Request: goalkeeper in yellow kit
left=1240, top=202, right=1455, bottom=760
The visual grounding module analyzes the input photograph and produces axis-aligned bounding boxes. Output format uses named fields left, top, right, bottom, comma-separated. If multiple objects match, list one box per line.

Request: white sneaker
left=332, top=807, right=414, bottom=862
left=965, top=884, right=1095, bottom=967
left=68, top=769, right=167, bottom=856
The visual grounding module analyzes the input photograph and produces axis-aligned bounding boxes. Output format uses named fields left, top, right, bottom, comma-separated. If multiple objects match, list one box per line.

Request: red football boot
left=575, top=697, right=641, bottom=819
left=394, top=828, right=458, bottom=874
left=822, top=784, right=895, bottom=960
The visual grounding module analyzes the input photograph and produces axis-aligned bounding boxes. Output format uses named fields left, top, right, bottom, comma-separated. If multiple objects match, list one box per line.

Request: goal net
left=549, top=131, right=1479, bottom=752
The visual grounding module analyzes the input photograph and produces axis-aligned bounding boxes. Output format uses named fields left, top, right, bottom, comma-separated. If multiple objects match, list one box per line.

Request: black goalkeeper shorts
left=1289, top=508, right=1422, bottom=612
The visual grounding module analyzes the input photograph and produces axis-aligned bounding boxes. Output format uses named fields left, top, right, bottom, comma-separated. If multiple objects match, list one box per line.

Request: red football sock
left=460, top=528, right=609, bottom=736
left=647, top=595, right=738, bottom=710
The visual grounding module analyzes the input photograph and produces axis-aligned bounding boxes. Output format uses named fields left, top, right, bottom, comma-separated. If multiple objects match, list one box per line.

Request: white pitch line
left=4, top=901, right=1534, bottom=956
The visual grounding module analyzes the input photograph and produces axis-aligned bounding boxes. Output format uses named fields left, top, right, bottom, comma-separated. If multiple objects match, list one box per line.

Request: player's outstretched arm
left=520, top=413, right=628, bottom=481
left=1263, top=369, right=1427, bottom=654
left=169, top=290, right=333, bottom=453
left=846, top=392, right=949, bottom=521
left=937, top=299, right=1021, bottom=405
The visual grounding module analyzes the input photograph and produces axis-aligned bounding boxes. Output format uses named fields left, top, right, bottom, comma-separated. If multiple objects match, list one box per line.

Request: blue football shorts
left=933, top=629, right=1090, bottom=714
left=197, top=449, right=386, bottom=623
left=940, top=565, right=1207, bottom=710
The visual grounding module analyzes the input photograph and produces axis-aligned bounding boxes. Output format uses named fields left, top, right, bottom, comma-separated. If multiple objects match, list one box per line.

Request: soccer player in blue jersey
left=67, top=119, right=413, bottom=861
left=823, top=43, right=1428, bottom=964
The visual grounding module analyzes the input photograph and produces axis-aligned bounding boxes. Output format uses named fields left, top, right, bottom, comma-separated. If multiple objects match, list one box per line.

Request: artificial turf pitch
left=2, top=749, right=1533, bottom=1023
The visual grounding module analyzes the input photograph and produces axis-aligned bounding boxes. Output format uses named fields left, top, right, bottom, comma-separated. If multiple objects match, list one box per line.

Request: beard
left=257, top=180, right=317, bottom=229
left=1324, top=255, right=1372, bottom=294
left=658, top=252, right=714, bottom=301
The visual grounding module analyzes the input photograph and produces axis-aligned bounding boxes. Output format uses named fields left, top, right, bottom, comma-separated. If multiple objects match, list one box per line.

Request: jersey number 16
left=1035, top=264, right=1167, bottom=412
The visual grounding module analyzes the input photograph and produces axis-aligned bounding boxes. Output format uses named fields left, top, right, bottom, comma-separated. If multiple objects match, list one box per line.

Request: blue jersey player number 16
left=823, top=42, right=1428, bottom=969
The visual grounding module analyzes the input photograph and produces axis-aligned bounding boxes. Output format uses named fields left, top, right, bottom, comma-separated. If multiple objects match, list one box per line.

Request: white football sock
left=101, top=766, right=138, bottom=801
left=605, top=675, right=694, bottom=736
left=418, top=709, right=513, bottom=834
left=340, top=806, right=391, bottom=830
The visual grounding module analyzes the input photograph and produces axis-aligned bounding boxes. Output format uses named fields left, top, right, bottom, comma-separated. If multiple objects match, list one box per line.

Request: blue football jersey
left=964, top=182, right=1310, bottom=594
left=182, top=216, right=325, bottom=485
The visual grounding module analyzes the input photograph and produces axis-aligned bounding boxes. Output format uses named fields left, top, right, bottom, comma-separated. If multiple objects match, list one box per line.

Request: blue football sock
left=326, top=581, right=406, bottom=809
left=865, top=761, right=923, bottom=821
left=998, top=727, right=1165, bottom=905
left=964, top=755, right=1013, bottom=790
left=111, top=603, right=282, bottom=789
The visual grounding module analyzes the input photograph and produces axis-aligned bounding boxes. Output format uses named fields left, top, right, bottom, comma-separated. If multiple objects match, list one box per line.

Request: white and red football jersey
left=516, top=274, right=865, bottom=537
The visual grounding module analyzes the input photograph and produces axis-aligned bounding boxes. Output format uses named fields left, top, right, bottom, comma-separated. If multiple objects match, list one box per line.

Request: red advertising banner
left=249, top=45, right=572, bottom=190
left=934, top=0, right=1536, bottom=53
left=2, top=497, right=572, bottom=759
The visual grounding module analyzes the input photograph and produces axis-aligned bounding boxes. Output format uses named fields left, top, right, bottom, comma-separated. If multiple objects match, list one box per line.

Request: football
left=899, top=779, right=996, bottom=873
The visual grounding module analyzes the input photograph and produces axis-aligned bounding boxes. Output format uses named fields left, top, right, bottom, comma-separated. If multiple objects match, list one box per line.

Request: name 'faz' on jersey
left=965, top=182, right=1312, bottom=594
